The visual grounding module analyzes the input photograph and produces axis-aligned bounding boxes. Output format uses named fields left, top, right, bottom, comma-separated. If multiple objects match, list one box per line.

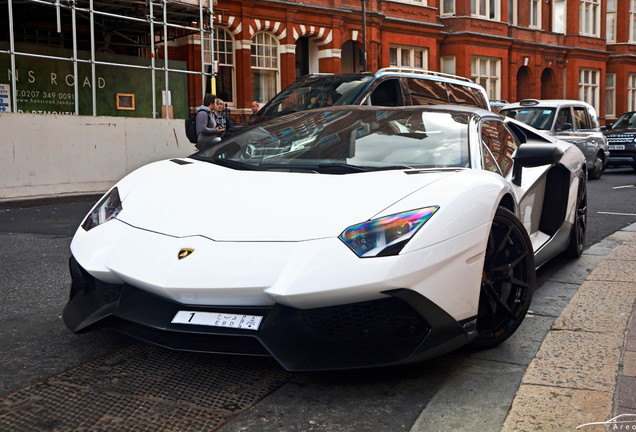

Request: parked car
left=64, top=105, right=587, bottom=371
left=500, top=99, right=609, bottom=179
left=603, top=111, right=636, bottom=171
left=489, top=99, right=509, bottom=113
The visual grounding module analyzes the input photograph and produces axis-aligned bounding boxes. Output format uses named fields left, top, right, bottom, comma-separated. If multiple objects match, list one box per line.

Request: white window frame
left=471, top=0, right=499, bottom=20
left=578, top=68, right=600, bottom=112
left=579, top=0, right=600, bottom=37
left=553, top=0, right=566, bottom=34
left=606, top=73, right=616, bottom=119
left=212, top=27, right=236, bottom=106
left=251, top=32, right=280, bottom=104
left=472, top=56, right=501, bottom=100
left=389, top=45, right=428, bottom=70
left=629, top=74, right=636, bottom=112
left=530, top=0, right=541, bottom=29
left=441, top=0, right=455, bottom=16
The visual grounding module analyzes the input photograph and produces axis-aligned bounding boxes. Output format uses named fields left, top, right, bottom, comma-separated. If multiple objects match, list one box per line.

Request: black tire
left=566, top=172, right=587, bottom=258
left=588, top=154, right=604, bottom=179
left=470, top=207, right=535, bottom=350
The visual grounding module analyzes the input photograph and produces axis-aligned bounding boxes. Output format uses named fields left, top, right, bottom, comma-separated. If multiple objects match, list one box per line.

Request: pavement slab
left=501, top=385, right=611, bottom=431
left=520, top=329, right=623, bottom=392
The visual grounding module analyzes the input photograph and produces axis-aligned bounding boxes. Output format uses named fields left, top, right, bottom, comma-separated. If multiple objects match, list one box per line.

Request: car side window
left=573, top=107, right=590, bottom=130
left=446, top=83, right=488, bottom=109
left=370, top=79, right=403, bottom=107
left=481, top=120, right=518, bottom=177
left=407, top=78, right=448, bottom=105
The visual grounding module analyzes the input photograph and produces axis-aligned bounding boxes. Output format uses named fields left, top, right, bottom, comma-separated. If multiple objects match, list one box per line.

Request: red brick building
left=197, top=0, right=635, bottom=124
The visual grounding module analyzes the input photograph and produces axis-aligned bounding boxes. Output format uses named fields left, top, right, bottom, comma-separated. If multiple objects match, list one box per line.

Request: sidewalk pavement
left=501, top=222, right=636, bottom=431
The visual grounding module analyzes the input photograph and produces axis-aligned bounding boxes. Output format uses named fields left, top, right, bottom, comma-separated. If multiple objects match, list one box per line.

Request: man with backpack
left=185, top=94, right=223, bottom=151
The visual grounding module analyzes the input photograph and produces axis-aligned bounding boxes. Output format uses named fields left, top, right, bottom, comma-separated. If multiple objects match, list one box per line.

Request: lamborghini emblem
left=178, top=248, right=194, bottom=260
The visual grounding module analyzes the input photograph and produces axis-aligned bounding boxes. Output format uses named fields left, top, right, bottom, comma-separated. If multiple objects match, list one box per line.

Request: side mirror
left=556, top=122, right=573, bottom=132
left=511, top=144, right=564, bottom=186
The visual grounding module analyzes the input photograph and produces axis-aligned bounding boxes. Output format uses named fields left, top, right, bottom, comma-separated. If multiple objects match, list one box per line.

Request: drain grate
left=0, top=345, right=293, bottom=431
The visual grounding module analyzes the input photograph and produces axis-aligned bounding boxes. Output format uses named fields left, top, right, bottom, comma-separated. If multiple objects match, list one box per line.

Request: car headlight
left=339, top=206, right=439, bottom=258
left=81, top=187, right=122, bottom=231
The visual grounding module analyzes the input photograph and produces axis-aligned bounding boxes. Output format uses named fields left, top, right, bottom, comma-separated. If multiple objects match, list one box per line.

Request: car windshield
left=257, top=75, right=374, bottom=117
left=500, top=107, right=556, bottom=130
left=194, top=107, right=470, bottom=173
left=610, top=112, right=636, bottom=130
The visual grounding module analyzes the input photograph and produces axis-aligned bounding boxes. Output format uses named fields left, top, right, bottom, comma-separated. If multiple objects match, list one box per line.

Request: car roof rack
left=376, top=67, right=475, bottom=83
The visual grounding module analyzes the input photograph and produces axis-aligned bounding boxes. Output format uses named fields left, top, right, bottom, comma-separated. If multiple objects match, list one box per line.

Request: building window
left=471, top=0, right=498, bottom=20
left=441, top=56, right=456, bottom=75
left=472, top=56, right=501, bottom=99
left=607, top=0, right=616, bottom=42
left=629, top=74, right=636, bottom=111
left=553, top=0, right=566, bottom=34
left=530, top=0, right=541, bottom=28
left=508, top=0, right=517, bottom=25
left=441, top=0, right=455, bottom=16
left=214, top=27, right=235, bottom=106
left=606, top=73, right=616, bottom=119
left=579, top=68, right=600, bottom=111
left=390, top=46, right=428, bottom=70
left=580, top=0, right=600, bottom=37
left=251, top=32, right=279, bottom=105
left=630, top=1, right=636, bottom=43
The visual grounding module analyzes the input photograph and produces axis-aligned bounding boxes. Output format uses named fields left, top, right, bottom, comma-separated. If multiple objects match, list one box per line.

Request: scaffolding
left=1, top=0, right=214, bottom=118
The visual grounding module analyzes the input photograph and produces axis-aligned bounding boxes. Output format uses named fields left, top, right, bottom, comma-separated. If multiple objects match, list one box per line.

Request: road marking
left=612, top=184, right=636, bottom=189
left=598, top=211, right=636, bottom=216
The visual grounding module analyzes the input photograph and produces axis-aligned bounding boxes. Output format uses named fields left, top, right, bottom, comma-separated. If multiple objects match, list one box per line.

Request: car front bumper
left=63, top=256, right=477, bottom=371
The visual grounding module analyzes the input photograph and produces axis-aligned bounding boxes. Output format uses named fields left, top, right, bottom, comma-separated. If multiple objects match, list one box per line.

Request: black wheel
left=566, top=172, right=587, bottom=258
left=471, top=207, right=535, bottom=350
left=588, top=154, right=604, bottom=179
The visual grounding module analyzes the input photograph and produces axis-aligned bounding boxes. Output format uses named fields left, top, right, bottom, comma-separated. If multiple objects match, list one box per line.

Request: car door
left=480, top=119, right=549, bottom=249
left=571, top=106, right=597, bottom=164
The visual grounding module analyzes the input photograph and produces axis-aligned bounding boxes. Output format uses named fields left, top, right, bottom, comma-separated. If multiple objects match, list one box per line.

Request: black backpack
left=185, top=115, right=197, bottom=144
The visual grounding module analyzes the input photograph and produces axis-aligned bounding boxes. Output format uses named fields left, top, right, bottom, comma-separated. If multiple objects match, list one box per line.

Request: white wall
left=0, top=113, right=194, bottom=200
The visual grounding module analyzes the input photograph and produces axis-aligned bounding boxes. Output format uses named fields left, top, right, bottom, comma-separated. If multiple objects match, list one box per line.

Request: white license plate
left=171, top=311, right=263, bottom=330
left=609, top=145, right=625, bottom=150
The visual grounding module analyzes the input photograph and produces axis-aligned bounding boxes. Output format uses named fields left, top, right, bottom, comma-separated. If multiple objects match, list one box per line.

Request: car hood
left=604, top=128, right=636, bottom=135
left=115, top=158, right=453, bottom=242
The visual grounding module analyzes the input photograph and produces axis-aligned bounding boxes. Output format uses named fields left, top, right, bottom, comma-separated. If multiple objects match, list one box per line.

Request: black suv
left=254, top=68, right=491, bottom=119
left=603, top=111, right=636, bottom=171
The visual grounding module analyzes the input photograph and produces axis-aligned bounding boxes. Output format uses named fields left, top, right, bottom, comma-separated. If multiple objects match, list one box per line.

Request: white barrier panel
left=0, top=113, right=194, bottom=199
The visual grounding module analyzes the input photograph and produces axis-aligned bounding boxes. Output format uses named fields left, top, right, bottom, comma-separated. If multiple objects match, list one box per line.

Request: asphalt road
left=0, top=167, right=634, bottom=431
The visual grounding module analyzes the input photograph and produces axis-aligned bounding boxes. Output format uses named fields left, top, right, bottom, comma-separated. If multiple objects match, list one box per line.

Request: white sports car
left=63, top=105, right=587, bottom=371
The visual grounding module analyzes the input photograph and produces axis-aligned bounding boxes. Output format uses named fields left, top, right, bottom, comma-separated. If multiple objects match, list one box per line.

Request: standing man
left=250, top=100, right=260, bottom=118
left=195, top=94, right=222, bottom=150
